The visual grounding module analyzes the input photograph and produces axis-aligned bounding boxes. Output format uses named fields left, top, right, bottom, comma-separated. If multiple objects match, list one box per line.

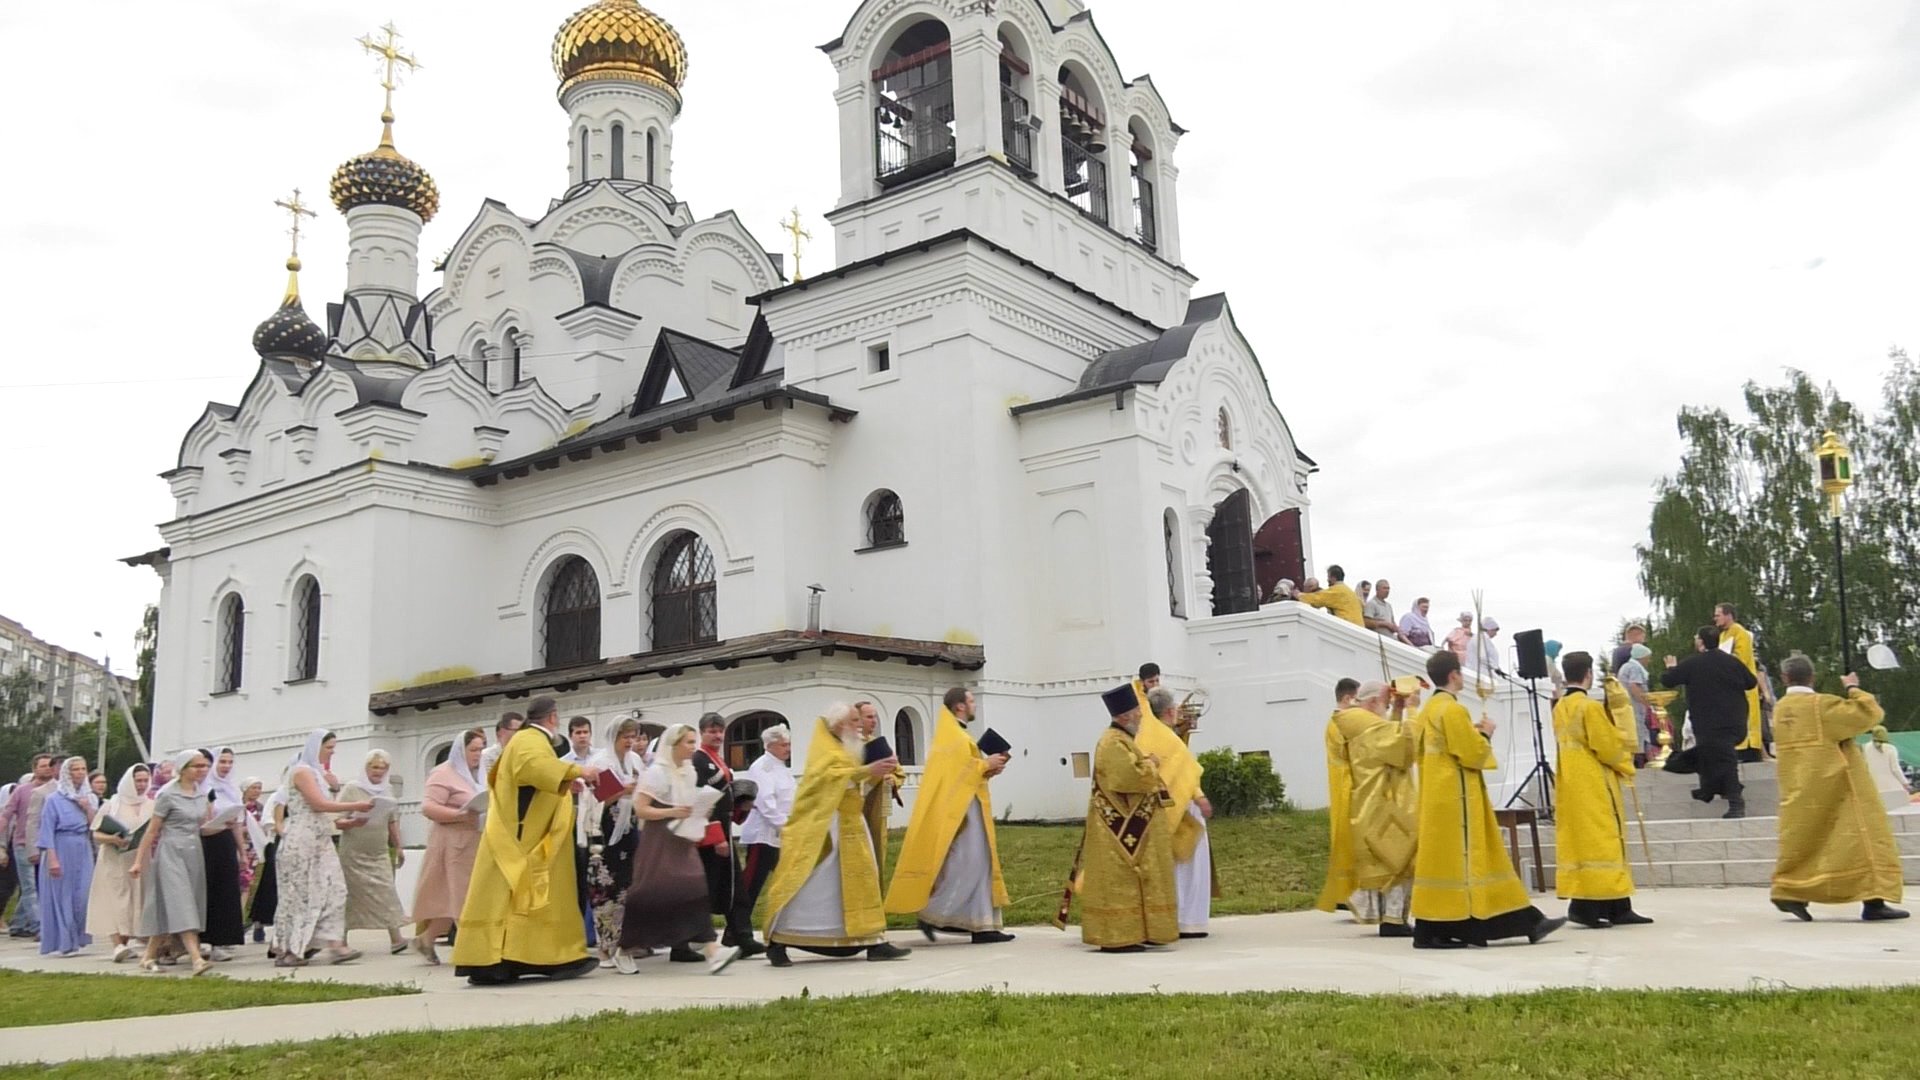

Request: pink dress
left=409, top=763, right=480, bottom=923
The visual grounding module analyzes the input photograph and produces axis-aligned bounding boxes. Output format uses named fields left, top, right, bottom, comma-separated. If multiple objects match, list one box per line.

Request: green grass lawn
left=8, top=986, right=1914, bottom=1078
left=0, top=970, right=416, bottom=1028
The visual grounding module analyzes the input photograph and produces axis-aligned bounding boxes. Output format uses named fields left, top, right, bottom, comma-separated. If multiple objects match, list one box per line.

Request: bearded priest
left=760, top=703, right=913, bottom=966
left=1067, top=685, right=1177, bottom=953
left=884, top=687, right=1014, bottom=944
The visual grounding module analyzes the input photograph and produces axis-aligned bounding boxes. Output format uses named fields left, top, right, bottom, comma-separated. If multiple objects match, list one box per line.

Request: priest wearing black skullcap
left=1066, top=685, right=1178, bottom=952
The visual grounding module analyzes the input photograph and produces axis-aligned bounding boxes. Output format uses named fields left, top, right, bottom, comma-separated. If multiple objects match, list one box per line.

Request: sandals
left=315, top=946, right=362, bottom=965
left=411, top=935, right=441, bottom=966
left=191, top=960, right=215, bottom=977
left=390, top=939, right=410, bottom=955
left=274, top=953, right=308, bottom=968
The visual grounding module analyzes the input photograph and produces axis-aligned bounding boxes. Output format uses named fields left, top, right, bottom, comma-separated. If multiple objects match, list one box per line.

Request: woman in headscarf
left=587, top=716, right=646, bottom=971
left=35, top=756, right=98, bottom=956
left=409, top=728, right=486, bottom=966
left=88, top=771, right=109, bottom=803
left=198, top=746, right=248, bottom=960
left=1866, top=726, right=1913, bottom=811
left=617, top=723, right=740, bottom=974
left=133, top=750, right=213, bottom=975
left=87, top=763, right=152, bottom=962
left=338, top=749, right=410, bottom=954
left=240, top=777, right=266, bottom=942
left=248, top=753, right=299, bottom=950
left=272, top=730, right=373, bottom=967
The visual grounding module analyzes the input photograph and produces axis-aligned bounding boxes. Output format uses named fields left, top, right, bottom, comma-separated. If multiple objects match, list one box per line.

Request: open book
left=668, top=785, right=724, bottom=843
left=199, top=804, right=243, bottom=836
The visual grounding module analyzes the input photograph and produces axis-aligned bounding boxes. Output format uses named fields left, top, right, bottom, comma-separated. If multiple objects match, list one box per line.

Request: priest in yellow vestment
left=1333, top=681, right=1419, bottom=937
left=1294, top=565, right=1365, bottom=626
left=1410, top=651, right=1565, bottom=949
left=1070, top=685, right=1177, bottom=951
left=1132, top=664, right=1212, bottom=936
left=1770, top=659, right=1908, bottom=922
left=1553, top=653, right=1651, bottom=929
left=454, top=697, right=603, bottom=985
left=1714, top=603, right=1772, bottom=761
left=761, top=704, right=913, bottom=965
left=884, top=688, right=1013, bottom=943
left=1315, top=679, right=1362, bottom=913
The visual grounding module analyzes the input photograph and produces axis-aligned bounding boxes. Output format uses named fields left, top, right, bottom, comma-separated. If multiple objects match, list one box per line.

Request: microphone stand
left=1504, top=674, right=1555, bottom=822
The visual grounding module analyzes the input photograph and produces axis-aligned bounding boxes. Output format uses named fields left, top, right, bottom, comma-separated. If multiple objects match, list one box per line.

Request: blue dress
left=36, top=793, right=96, bottom=954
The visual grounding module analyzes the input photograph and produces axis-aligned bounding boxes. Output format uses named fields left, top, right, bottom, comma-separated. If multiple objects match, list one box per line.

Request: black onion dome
left=253, top=261, right=329, bottom=362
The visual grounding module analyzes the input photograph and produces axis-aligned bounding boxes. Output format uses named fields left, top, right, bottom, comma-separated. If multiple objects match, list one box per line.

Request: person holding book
left=35, top=756, right=99, bottom=956
left=133, top=750, right=214, bottom=975
left=693, top=712, right=763, bottom=959
left=198, top=747, right=248, bottom=961
left=884, top=687, right=1014, bottom=945
left=273, top=730, right=374, bottom=968
left=1147, top=686, right=1217, bottom=939
left=338, top=750, right=410, bottom=954
left=761, top=703, right=912, bottom=966
left=410, top=728, right=487, bottom=966
left=87, top=763, right=152, bottom=961
left=739, top=724, right=796, bottom=920
left=615, top=723, right=740, bottom=974
left=587, top=717, right=646, bottom=972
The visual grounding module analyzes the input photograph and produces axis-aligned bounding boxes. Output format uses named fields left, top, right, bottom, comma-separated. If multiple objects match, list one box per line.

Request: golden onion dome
left=329, top=121, right=440, bottom=222
left=552, top=0, right=688, bottom=100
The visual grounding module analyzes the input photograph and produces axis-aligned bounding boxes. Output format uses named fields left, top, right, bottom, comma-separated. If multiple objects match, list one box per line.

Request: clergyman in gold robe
left=760, top=704, right=914, bottom=965
left=884, top=687, right=1014, bottom=944
left=1332, top=680, right=1418, bottom=937
left=1770, top=657, right=1908, bottom=923
left=1553, top=652, right=1651, bottom=929
left=1133, top=663, right=1214, bottom=938
left=1314, top=678, right=1362, bottom=914
left=1069, top=684, right=1177, bottom=952
left=454, top=696, right=603, bottom=986
left=1409, top=651, right=1566, bottom=949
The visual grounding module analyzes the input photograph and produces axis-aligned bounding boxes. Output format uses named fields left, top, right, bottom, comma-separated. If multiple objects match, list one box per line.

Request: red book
left=592, top=768, right=628, bottom=803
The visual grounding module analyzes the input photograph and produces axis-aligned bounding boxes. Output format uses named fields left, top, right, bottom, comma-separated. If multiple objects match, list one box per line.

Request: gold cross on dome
left=779, top=206, right=812, bottom=281
left=274, top=188, right=318, bottom=262
left=358, top=21, right=420, bottom=121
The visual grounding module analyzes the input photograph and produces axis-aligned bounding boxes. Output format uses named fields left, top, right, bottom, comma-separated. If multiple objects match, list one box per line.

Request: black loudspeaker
left=1513, top=629, right=1549, bottom=681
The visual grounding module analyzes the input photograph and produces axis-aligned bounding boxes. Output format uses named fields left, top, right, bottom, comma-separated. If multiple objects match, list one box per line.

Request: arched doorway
left=1253, top=507, right=1305, bottom=605
left=724, top=710, right=787, bottom=771
left=1206, top=489, right=1258, bottom=616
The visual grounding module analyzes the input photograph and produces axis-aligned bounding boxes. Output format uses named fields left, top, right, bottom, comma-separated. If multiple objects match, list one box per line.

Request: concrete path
left=2, top=886, right=1916, bottom=1065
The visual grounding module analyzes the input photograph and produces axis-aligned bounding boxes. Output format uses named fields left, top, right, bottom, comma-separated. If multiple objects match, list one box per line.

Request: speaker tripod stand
left=1503, top=676, right=1556, bottom=822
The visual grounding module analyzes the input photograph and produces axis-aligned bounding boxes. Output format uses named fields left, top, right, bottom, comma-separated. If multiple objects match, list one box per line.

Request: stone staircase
left=1523, top=764, right=1920, bottom=889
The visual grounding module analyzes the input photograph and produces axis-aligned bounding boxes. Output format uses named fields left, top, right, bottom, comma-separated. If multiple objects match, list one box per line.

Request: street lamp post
left=1815, top=431, right=1855, bottom=674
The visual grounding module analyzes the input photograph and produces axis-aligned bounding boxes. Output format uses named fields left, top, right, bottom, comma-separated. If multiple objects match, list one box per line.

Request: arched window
left=290, top=575, right=321, bottom=681
left=468, top=338, right=491, bottom=387
left=610, top=123, right=625, bottom=180
left=1163, top=509, right=1186, bottom=618
left=1129, top=119, right=1157, bottom=251
left=873, top=20, right=956, bottom=185
left=1059, top=66, right=1109, bottom=223
left=724, top=711, right=786, bottom=771
left=578, top=125, right=590, bottom=181
left=504, top=329, right=523, bottom=387
left=215, top=592, right=245, bottom=693
left=864, top=489, right=906, bottom=548
left=646, top=130, right=658, bottom=185
left=541, top=556, right=602, bottom=667
left=1217, top=408, right=1233, bottom=450
left=651, top=533, right=717, bottom=648
left=998, top=29, right=1034, bottom=174
left=893, top=708, right=920, bottom=767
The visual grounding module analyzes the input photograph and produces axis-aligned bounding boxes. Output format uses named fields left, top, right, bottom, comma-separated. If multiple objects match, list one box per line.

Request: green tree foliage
left=60, top=710, right=145, bottom=784
left=1637, top=358, right=1920, bottom=726
left=133, top=603, right=157, bottom=739
left=1194, top=747, right=1288, bottom=815
left=0, top=669, right=61, bottom=781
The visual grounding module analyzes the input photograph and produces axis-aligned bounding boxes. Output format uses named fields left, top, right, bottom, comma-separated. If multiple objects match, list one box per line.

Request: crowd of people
left=1282, top=565, right=1508, bottom=677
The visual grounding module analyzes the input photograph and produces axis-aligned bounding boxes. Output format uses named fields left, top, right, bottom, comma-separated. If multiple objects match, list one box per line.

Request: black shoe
left=766, top=944, right=792, bottom=968
left=1723, top=803, right=1746, bottom=819
left=1099, top=944, right=1147, bottom=953
left=1378, top=923, right=1413, bottom=938
left=971, top=930, right=1016, bottom=944
left=917, top=921, right=939, bottom=943
left=1567, top=915, right=1610, bottom=929
left=1412, top=938, right=1467, bottom=950
left=867, top=942, right=912, bottom=961
left=1178, top=931, right=1209, bottom=940
left=550, top=956, right=599, bottom=981
left=733, top=940, right=766, bottom=959
left=1864, top=901, right=1911, bottom=921
left=669, top=946, right=704, bottom=963
left=1690, top=789, right=1713, bottom=803
left=1773, top=899, right=1812, bottom=922
left=1527, top=916, right=1568, bottom=944
left=1611, top=911, right=1655, bottom=926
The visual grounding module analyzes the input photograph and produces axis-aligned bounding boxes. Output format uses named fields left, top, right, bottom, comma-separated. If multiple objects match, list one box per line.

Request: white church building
left=131, top=0, right=1528, bottom=831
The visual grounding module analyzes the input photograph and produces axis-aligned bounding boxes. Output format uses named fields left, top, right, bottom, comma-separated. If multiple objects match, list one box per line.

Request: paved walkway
left=2, top=886, right=1916, bottom=1065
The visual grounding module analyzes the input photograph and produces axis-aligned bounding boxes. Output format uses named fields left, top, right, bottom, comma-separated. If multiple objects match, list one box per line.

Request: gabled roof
left=1010, top=293, right=1224, bottom=415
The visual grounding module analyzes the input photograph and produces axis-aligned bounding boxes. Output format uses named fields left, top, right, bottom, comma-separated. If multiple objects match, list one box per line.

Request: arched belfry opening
left=873, top=19, right=955, bottom=186
left=1058, top=65, right=1109, bottom=224
left=997, top=28, right=1035, bottom=175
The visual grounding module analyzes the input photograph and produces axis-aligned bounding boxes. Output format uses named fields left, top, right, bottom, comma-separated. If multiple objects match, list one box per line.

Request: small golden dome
left=329, top=124, right=440, bottom=222
left=552, top=0, right=688, bottom=99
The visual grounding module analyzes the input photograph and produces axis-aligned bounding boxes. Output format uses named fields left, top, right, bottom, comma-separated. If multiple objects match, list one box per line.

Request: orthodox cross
left=274, top=188, right=318, bottom=263
left=358, top=21, right=420, bottom=123
left=779, top=207, right=812, bottom=281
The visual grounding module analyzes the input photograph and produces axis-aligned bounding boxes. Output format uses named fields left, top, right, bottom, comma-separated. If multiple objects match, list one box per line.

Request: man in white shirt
left=561, top=716, right=596, bottom=764
left=740, top=725, right=796, bottom=918
left=478, top=711, right=524, bottom=778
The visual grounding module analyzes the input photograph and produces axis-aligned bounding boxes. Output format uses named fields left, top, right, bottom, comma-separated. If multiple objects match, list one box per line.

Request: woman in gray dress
left=338, top=749, right=409, bottom=953
left=131, top=750, right=213, bottom=976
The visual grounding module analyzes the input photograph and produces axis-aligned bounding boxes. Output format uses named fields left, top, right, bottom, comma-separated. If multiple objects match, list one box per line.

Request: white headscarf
left=591, top=718, right=648, bottom=844
left=444, top=730, right=486, bottom=794
left=206, top=745, right=245, bottom=812
left=289, top=729, right=331, bottom=786
left=349, top=750, right=394, bottom=800
left=102, top=764, right=154, bottom=831
left=52, top=756, right=94, bottom=808
left=159, top=749, right=207, bottom=798
left=643, top=723, right=699, bottom=808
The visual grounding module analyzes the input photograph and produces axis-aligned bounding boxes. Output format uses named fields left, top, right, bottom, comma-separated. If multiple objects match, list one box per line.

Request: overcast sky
left=3, top=0, right=1918, bottom=673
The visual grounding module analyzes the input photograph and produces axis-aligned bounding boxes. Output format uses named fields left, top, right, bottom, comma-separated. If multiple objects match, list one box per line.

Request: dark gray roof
left=562, top=248, right=623, bottom=309
left=1074, top=293, right=1226, bottom=391
left=658, top=329, right=739, bottom=401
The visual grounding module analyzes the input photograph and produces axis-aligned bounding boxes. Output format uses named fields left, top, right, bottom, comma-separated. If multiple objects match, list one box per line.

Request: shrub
left=1195, top=747, right=1288, bottom=816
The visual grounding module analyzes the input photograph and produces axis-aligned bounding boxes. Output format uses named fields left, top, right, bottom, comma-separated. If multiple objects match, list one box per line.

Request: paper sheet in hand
left=243, top=810, right=269, bottom=856
left=199, top=804, right=243, bottom=836
left=977, top=728, right=1012, bottom=757
left=364, top=795, right=399, bottom=825
left=461, top=790, right=488, bottom=815
left=668, top=786, right=723, bottom=842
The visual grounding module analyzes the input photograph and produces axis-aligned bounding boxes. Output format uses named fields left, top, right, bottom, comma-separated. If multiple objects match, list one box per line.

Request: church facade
left=132, top=0, right=1443, bottom=828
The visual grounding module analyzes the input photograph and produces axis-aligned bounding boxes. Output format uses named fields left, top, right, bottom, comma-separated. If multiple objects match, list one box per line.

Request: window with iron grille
left=873, top=22, right=956, bottom=186
left=866, top=490, right=906, bottom=548
left=893, top=709, right=919, bottom=766
left=216, top=592, right=245, bottom=693
left=291, top=575, right=321, bottom=681
left=651, top=533, right=717, bottom=649
left=725, top=711, right=786, bottom=771
left=542, top=556, right=602, bottom=667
